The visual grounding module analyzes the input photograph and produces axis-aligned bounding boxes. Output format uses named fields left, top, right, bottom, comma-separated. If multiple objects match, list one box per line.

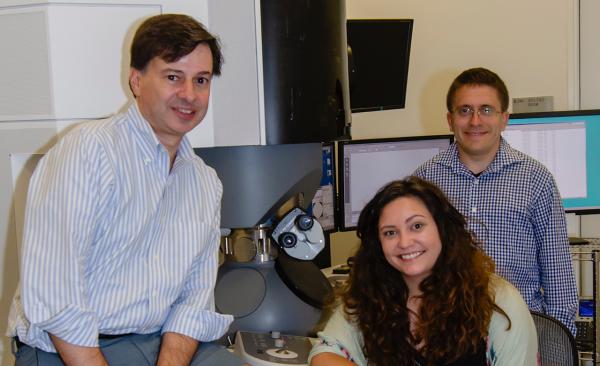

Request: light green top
left=309, top=276, right=539, bottom=365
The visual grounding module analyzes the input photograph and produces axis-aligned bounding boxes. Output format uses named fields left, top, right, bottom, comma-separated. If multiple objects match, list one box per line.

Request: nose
left=177, top=80, right=196, bottom=102
left=397, top=232, right=413, bottom=249
left=468, top=110, right=482, bottom=125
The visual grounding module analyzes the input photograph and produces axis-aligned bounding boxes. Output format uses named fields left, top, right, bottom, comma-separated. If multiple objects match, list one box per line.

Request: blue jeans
left=13, top=333, right=244, bottom=366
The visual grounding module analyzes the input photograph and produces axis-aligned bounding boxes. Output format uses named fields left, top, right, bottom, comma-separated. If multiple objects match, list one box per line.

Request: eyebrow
left=379, top=214, right=426, bottom=229
left=161, top=68, right=213, bottom=77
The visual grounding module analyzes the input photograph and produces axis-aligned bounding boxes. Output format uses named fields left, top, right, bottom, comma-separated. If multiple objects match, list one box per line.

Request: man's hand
left=50, top=334, right=109, bottom=366
left=157, top=332, right=199, bottom=366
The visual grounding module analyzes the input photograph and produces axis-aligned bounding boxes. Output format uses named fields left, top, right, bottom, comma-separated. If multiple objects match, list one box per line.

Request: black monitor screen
left=505, top=110, right=600, bottom=214
left=338, top=135, right=452, bottom=231
left=347, top=19, right=413, bottom=113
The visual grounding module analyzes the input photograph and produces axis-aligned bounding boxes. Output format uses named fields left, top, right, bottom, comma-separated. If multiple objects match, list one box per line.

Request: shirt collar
left=437, top=137, right=524, bottom=175
left=127, top=103, right=196, bottom=165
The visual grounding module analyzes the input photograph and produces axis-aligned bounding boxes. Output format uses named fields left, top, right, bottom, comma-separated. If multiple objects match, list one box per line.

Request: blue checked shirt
left=414, top=138, right=578, bottom=335
left=7, top=103, right=233, bottom=352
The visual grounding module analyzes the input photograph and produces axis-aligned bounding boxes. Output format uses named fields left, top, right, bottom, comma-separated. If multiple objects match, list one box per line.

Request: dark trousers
left=12, top=333, right=244, bottom=366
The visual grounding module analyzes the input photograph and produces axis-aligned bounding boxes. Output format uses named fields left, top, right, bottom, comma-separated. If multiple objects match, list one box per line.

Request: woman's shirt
left=308, top=276, right=539, bottom=365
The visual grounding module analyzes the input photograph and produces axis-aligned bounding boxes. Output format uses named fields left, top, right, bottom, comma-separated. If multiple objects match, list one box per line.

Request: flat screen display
left=505, top=110, right=600, bottom=214
left=347, top=19, right=413, bottom=113
left=338, top=135, right=453, bottom=231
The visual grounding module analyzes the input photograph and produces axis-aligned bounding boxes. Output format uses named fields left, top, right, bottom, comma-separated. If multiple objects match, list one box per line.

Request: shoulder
left=490, top=275, right=527, bottom=309
left=487, top=276, right=539, bottom=364
left=58, top=113, right=129, bottom=151
left=42, top=116, right=126, bottom=168
left=414, top=146, right=456, bottom=176
left=501, top=143, right=553, bottom=180
left=310, top=306, right=366, bottom=366
left=191, top=155, right=221, bottom=187
left=179, top=149, right=223, bottom=204
left=489, top=275, right=536, bottom=339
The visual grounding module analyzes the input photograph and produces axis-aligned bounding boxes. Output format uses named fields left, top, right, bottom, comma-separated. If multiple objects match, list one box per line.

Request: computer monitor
left=505, top=109, right=600, bottom=214
left=338, top=135, right=453, bottom=231
left=346, top=19, right=413, bottom=113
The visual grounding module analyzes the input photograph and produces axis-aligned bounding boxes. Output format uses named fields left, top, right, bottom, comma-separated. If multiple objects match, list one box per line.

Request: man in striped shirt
left=414, top=67, right=578, bottom=335
left=7, top=14, right=243, bottom=366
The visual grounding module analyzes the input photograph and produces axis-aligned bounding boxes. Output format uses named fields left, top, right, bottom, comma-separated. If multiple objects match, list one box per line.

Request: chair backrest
left=530, top=311, right=579, bottom=366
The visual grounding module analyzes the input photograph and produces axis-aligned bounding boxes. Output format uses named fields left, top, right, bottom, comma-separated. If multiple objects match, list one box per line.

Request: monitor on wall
left=505, top=109, right=600, bottom=214
left=338, top=135, right=453, bottom=231
left=346, top=19, right=413, bottom=113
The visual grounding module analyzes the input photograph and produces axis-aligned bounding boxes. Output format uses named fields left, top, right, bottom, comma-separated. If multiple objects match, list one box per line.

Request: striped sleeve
left=20, top=128, right=112, bottom=348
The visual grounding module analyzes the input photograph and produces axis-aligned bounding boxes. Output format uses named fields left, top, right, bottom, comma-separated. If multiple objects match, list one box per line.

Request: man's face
left=447, top=84, right=509, bottom=163
left=129, top=43, right=213, bottom=145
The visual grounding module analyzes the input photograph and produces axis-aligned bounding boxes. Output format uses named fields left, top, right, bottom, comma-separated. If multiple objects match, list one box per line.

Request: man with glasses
left=414, top=67, right=578, bottom=335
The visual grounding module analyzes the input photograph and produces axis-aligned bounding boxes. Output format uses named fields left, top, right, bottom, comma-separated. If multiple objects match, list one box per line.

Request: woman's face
left=378, top=196, right=442, bottom=293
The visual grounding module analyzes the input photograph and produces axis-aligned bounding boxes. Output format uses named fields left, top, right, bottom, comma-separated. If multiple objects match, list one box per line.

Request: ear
left=446, top=111, right=455, bottom=133
left=129, top=68, right=141, bottom=98
left=500, top=111, right=509, bottom=131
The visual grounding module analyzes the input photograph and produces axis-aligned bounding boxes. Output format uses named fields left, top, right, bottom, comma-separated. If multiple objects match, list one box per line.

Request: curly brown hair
left=341, top=176, right=509, bottom=366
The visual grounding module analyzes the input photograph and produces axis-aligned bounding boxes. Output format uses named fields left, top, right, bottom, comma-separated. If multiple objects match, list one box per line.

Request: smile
left=400, top=251, right=424, bottom=260
left=174, top=107, right=194, bottom=115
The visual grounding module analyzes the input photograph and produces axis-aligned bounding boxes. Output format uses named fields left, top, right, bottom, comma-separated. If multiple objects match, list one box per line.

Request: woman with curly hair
left=309, top=176, right=538, bottom=366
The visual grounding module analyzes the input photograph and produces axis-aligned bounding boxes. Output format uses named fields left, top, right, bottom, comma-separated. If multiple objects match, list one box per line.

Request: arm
left=308, top=307, right=365, bottom=366
left=310, top=353, right=357, bottom=366
left=488, top=279, right=539, bottom=366
left=20, top=131, right=109, bottom=349
left=50, top=334, right=108, bottom=366
left=161, top=181, right=233, bottom=341
left=156, top=332, right=199, bottom=366
left=533, top=177, right=578, bottom=335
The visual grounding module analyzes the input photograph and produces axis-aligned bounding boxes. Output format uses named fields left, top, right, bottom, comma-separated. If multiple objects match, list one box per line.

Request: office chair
left=530, top=311, right=579, bottom=366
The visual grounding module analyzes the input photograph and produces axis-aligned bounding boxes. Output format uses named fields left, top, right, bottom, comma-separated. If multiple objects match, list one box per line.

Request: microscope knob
left=278, top=232, right=297, bottom=248
left=295, top=214, right=314, bottom=231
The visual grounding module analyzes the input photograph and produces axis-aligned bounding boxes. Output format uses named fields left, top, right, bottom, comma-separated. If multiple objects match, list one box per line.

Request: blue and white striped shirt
left=7, top=103, right=233, bottom=352
left=414, top=138, right=578, bottom=335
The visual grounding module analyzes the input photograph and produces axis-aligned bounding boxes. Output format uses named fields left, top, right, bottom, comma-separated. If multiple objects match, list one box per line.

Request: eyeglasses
left=452, top=105, right=502, bottom=119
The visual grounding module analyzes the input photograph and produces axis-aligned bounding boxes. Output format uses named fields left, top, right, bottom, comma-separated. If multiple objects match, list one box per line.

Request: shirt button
left=473, top=179, right=479, bottom=185
left=471, top=207, right=477, bottom=213
left=144, top=158, right=151, bottom=165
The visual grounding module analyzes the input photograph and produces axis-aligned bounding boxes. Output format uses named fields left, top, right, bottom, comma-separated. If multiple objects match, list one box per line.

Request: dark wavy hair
left=341, top=176, right=509, bottom=366
left=446, top=67, right=509, bottom=112
left=130, top=14, right=223, bottom=75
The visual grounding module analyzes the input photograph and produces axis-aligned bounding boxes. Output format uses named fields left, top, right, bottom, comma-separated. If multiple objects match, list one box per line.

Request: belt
left=99, top=333, right=133, bottom=340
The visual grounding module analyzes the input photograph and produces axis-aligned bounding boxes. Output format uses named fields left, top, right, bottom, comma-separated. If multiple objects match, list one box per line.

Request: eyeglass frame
left=450, top=105, right=505, bottom=119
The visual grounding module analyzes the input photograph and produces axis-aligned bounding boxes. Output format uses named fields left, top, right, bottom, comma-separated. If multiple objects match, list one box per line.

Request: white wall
left=580, top=0, right=600, bottom=110
left=578, top=0, right=600, bottom=237
left=330, top=0, right=580, bottom=264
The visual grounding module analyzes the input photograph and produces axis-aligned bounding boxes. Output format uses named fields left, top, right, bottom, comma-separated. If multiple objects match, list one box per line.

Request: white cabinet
left=0, top=0, right=233, bottom=147
left=0, top=2, right=160, bottom=122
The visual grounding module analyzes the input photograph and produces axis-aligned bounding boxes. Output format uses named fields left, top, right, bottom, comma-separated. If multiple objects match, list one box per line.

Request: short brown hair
left=446, top=67, right=509, bottom=112
left=130, top=14, right=223, bottom=75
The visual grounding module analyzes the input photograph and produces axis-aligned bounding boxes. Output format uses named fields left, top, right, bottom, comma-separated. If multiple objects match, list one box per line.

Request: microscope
left=195, top=143, right=334, bottom=366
